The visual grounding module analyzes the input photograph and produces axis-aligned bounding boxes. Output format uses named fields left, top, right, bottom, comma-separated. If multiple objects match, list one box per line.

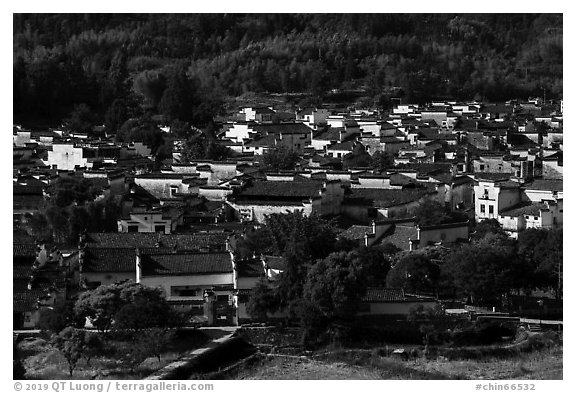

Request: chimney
left=135, top=248, right=142, bottom=283
left=231, top=251, right=238, bottom=290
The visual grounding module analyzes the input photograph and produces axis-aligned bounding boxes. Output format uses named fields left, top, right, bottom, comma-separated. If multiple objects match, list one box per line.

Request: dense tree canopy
left=14, top=14, right=562, bottom=127
left=441, top=233, right=524, bottom=305
left=74, top=280, right=177, bottom=333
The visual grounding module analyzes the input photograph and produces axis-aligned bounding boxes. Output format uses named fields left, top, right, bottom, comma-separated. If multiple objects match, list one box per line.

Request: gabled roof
left=252, top=123, right=311, bottom=135
left=313, top=128, right=341, bottom=141
left=499, top=203, right=549, bottom=218
left=236, top=258, right=264, bottom=278
left=84, top=232, right=228, bottom=251
left=83, top=248, right=135, bottom=273
left=344, top=187, right=434, bottom=209
left=362, top=288, right=405, bottom=302
left=380, top=224, right=418, bottom=250
left=236, top=180, right=325, bottom=199
left=245, top=134, right=278, bottom=148
left=13, top=244, right=39, bottom=258
left=141, top=252, right=232, bottom=276
left=523, top=179, right=563, bottom=192
left=327, top=141, right=355, bottom=151
left=263, top=255, right=286, bottom=270
left=339, top=225, right=372, bottom=241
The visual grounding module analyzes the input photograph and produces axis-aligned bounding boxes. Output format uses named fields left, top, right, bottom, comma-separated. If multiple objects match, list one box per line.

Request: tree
left=51, top=327, right=87, bottom=376
left=137, top=328, right=174, bottom=363
left=246, top=279, right=277, bottom=322
left=159, top=64, right=197, bottom=123
left=414, top=199, right=450, bottom=226
left=261, top=147, right=300, bottom=172
left=472, top=218, right=506, bottom=240
left=343, top=144, right=372, bottom=169
left=264, top=211, right=338, bottom=260
left=37, top=300, right=83, bottom=334
left=49, top=176, right=97, bottom=208
left=83, top=332, right=103, bottom=367
left=104, top=98, right=137, bottom=134
left=518, top=228, right=563, bottom=298
left=114, top=294, right=174, bottom=332
left=74, top=280, right=176, bottom=334
left=372, top=150, right=395, bottom=172
left=386, top=253, right=440, bottom=294
left=304, top=251, right=365, bottom=320
left=351, top=245, right=395, bottom=287
left=302, top=250, right=367, bottom=345
left=133, top=70, right=166, bottom=109
left=64, top=103, right=98, bottom=133
left=442, top=233, right=520, bottom=306
left=179, top=129, right=233, bottom=163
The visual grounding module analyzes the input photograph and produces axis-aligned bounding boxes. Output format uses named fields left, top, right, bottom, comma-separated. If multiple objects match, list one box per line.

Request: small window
left=155, top=225, right=165, bottom=233
left=128, top=225, right=138, bottom=232
left=480, top=164, right=485, bottom=171
left=480, top=204, right=485, bottom=213
left=489, top=205, right=494, bottom=214
left=216, top=295, right=229, bottom=302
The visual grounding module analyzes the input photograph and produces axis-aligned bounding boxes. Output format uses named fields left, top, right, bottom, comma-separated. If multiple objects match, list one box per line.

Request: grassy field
left=224, top=334, right=563, bottom=380
left=227, top=346, right=562, bottom=380
left=17, top=329, right=209, bottom=380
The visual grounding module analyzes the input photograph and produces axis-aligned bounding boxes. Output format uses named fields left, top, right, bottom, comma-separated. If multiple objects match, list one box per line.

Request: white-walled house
left=117, top=208, right=181, bottom=234
left=296, top=107, right=329, bottom=129
left=134, top=173, right=190, bottom=200
left=226, top=179, right=345, bottom=223
left=474, top=179, right=521, bottom=221
left=46, top=143, right=90, bottom=170
left=358, top=288, right=438, bottom=316
left=498, top=200, right=563, bottom=238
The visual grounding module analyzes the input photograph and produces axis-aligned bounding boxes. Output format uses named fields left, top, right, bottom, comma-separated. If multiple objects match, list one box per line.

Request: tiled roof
left=339, top=225, right=372, bottom=241
left=389, top=173, right=416, bottom=186
left=380, top=137, right=406, bottom=143
left=523, top=179, right=563, bottom=192
left=13, top=290, right=44, bottom=313
left=245, top=134, right=278, bottom=147
left=237, top=180, right=324, bottom=199
left=474, top=173, right=511, bottom=182
left=13, top=194, right=45, bottom=209
left=362, top=288, right=405, bottom=302
left=236, top=258, right=264, bottom=277
left=252, top=123, right=311, bottom=135
left=500, top=203, right=548, bottom=218
left=263, top=255, right=286, bottom=270
left=84, top=232, right=228, bottom=251
left=380, top=224, right=418, bottom=250
left=327, top=141, right=355, bottom=151
left=141, top=252, right=232, bottom=276
left=13, top=244, right=38, bottom=258
left=344, top=188, right=434, bottom=208
left=313, top=128, right=341, bottom=141
left=83, top=248, right=135, bottom=273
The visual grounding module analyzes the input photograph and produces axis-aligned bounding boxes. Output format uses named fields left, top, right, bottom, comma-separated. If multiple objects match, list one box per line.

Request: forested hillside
left=13, top=14, right=562, bottom=128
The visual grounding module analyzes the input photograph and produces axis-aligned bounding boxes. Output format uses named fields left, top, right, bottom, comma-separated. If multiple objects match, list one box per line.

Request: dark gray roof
left=83, top=248, right=135, bottom=273
left=362, top=288, right=405, bottom=302
left=141, top=252, right=232, bottom=276
left=523, top=179, right=563, bottom=192
left=84, top=232, right=228, bottom=251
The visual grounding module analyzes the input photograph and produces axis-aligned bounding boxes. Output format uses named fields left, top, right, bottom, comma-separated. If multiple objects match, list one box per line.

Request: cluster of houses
left=13, top=97, right=563, bottom=328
